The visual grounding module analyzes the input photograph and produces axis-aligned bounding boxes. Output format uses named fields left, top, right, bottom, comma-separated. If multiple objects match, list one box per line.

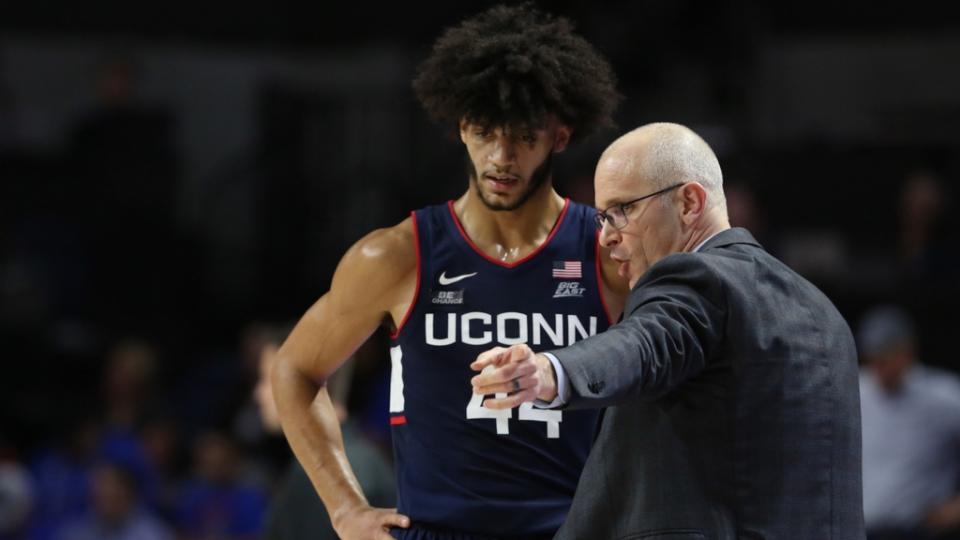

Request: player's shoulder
left=340, top=216, right=417, bottom=279
left=357, top=216, right=415, bottom=254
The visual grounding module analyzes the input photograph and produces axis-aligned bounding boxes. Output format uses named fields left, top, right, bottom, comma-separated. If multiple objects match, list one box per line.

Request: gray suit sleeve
left=549, top=253, right=726, bottom=409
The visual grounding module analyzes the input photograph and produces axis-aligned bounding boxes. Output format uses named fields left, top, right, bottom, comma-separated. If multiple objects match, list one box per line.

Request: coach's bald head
left=595, top=123, right=731, bottom=287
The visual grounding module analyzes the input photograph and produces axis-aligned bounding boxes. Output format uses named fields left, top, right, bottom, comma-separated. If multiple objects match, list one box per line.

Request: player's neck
left=453, top=186, right=566, bottom=263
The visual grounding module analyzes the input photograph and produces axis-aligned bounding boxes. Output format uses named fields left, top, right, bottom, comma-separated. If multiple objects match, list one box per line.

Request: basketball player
left=271, top=5, right=625, bottom=539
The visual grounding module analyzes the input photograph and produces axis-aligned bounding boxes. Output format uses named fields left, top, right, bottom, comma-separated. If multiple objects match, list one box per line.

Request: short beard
left=468, top=153, right=553, bottom=212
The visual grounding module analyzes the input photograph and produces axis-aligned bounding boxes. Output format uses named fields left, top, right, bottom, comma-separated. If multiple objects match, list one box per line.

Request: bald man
left=471, top=123, right=865, bottom=539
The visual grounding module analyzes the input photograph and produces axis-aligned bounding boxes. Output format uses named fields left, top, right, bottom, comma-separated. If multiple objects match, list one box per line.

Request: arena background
left=2, top=0, right=959, bottom=536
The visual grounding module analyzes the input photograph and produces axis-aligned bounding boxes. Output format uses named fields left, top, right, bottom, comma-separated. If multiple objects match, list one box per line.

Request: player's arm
left=272, top=218, right=416, bottom=540
left=599, top=244, right=629, bottom=320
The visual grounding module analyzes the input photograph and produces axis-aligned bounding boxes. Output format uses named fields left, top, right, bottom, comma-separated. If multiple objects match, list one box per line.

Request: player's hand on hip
left=333, top=504, right=410, bottom=540
left=470, top=343, right=557, bottom=409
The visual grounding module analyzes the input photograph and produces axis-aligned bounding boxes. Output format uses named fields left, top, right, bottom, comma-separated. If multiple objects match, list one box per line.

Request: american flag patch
left=552, top=260, right=582, bottom=278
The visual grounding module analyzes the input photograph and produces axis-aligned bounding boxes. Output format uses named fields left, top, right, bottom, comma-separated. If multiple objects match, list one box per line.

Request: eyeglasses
left=594, top=183, right=684, bottom=231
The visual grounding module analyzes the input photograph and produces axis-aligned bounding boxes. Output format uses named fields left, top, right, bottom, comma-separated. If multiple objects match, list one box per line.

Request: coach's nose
left=599, top=219, right=621, bottom=248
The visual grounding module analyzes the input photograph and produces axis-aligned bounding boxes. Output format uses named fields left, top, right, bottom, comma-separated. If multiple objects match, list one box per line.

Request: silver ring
left=511, top=378, right=521, bottom=393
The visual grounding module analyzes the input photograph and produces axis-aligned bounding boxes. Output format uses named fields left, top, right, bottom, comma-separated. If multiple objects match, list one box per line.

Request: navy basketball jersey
left=388, top=199, right=613, bottom=537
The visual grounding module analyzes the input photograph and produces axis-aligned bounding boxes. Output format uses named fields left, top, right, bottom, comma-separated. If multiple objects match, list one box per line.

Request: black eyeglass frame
left=594, top=183, right=685, bottom=230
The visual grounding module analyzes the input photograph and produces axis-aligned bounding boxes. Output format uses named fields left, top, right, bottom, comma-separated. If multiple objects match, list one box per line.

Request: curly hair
left=412, top=3, right=620, bottom=142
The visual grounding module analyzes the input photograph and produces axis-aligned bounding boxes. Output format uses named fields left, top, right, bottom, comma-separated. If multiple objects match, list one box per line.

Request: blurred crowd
left=0, top=325, right=396, bottom=540
left=0, top=54, right=403, bottom=539
left=1, top=30, right=959, bottom=540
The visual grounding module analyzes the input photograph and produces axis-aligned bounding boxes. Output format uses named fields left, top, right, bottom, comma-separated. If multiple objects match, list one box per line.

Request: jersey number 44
left=390, top=346, right=562, bottom=438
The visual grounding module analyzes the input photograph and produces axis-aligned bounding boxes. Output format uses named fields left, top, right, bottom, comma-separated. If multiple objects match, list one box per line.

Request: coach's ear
left=679, top=182, right=708, bottom=226
left=552, top=123, right=572, bottom=153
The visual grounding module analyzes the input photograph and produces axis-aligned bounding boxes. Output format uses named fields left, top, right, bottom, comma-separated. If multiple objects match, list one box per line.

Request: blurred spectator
left=26, top=419, right=99, bottom=540
left=898, top=170, right=958, bottom=285
left=171, top=323, right=274, bottom=446
left=138, top=416, right=182, bottom=521
left=255, top=330, right=395, bottom=539
left=174, top=432, right=266, bottom=539
left=66, top=55, right=183, bottom=330
left=55, top=461, right=171, bottom=540
left=0, top=444, right=33, bottom=540
left=27, top=338, right=165, bottom=539
left=97, top=339, right=162, bottom=508
left=68, top=55, right=179, bottom=222
left=102, top=338, right=160, bottom=429
left=859, top=305, right=960, bottom=540
left=232, top=322, right=283, bottom=448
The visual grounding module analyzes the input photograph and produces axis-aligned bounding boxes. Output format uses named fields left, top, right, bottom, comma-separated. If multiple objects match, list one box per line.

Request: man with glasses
left=271, top=5, right=627, bottom=540
left=472, top=122, right=865, bottom=539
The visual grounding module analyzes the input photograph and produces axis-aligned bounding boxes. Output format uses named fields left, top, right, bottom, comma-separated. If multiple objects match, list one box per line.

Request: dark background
left=1, top=0, right=959, bottom=527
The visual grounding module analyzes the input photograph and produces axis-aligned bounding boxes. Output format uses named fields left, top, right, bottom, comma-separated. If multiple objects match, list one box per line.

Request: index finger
left=501, top=343, right=533, bottom=365
left=470, top=346, right=508, bottom=371
left=471, top=360, right=521, bottom=389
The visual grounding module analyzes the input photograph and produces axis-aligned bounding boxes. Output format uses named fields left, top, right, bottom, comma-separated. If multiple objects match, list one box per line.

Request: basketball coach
left=471, top=123, right=864, bottom=539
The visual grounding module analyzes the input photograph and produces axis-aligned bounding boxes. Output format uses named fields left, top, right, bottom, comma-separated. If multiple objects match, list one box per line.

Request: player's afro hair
left=412, top=3, right=620, bottom=142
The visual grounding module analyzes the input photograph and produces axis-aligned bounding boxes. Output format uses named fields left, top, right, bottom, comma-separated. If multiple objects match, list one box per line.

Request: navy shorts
left=391, top=523, right=553, bottom=540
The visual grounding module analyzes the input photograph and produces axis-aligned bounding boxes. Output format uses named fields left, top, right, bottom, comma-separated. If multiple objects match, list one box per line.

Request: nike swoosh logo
left=438, top=271, right=478, bottom=286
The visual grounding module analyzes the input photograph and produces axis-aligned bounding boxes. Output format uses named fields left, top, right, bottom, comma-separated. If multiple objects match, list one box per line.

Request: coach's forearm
left=272, top=357, right=369, bottom=523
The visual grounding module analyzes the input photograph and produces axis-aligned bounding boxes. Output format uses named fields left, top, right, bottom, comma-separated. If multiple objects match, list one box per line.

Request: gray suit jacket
left=550, top=228, right=864, bottom=540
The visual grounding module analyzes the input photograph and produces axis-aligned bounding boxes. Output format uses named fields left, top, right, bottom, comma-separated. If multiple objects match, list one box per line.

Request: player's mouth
left=484, top=173, right=520, bottom=191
